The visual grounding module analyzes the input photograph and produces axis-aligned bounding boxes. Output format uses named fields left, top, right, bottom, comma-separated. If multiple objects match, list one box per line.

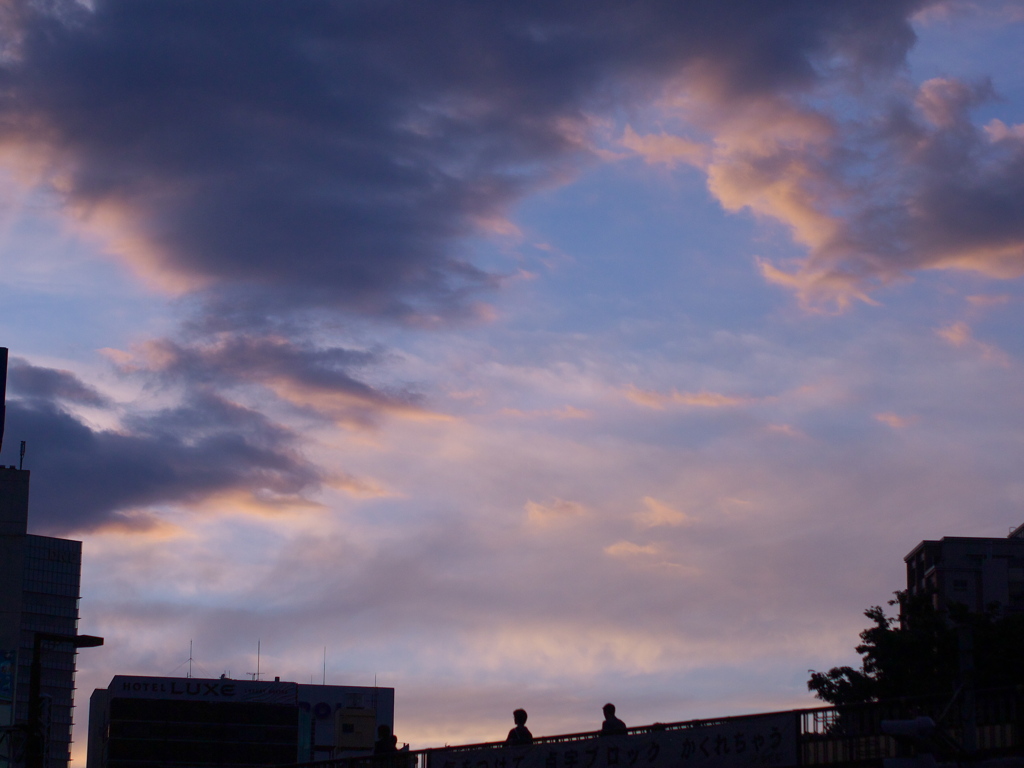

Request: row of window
left=108, top=739, right=297, bottom=765
left=21, top=592, right=81, bottom=612
left=22, top=578, right=80, bottom=598
left=111, top=721, right=299, bottom=743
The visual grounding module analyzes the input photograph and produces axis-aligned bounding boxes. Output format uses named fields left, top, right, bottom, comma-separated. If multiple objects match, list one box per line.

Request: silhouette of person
left=600, top=703, right=627, bottom=736
left=506, top=708, right=533, bottom=746
left=375, top=724, right=398, bottom=754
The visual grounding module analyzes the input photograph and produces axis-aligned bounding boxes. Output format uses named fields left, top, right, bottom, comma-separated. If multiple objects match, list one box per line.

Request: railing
left=799, top=686, right=1021, bottom=766
left=283, top=687, right=1022, bottom=768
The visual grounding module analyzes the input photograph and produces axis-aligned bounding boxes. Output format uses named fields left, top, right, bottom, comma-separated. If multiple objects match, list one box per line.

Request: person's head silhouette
left=600, top=703, right=626, bottom=736
left=514, top=709, right=528, bottom=726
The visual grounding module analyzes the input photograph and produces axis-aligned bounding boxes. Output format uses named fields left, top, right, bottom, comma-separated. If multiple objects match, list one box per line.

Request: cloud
left=67, top=301, right=1024, bottom=749
left=874, top=412, right=915, bottom=429
left=524, top=498, right=587, bottom=526
left=0, top=384, right=321, bottom=534
left=618, top=31, right=1024, bottom=311
left=935, top=321, right=1009, bottom=363
left=603, top=541, right=661, bottom=557
left=0, top=0, right=935, bottom=320
left=117, top=335, right=432, bottom=428
left=625, top=386, right=753, bottom=409
left=7, top=357, right=111, bottom=406
left=497, top=406, right=592, bottom=421
left=0, top=339, right=417, bottom=533
left=915, top=77, right=994, bottom=127
left=4, top=3, right=1023, bottom=756
left=936, top=321, right=972, bottom=347
left=621, top=126, right=708, bottom=168
left=635, top=497, right=691, bottom=528
left=985, top=119, right=1024, bottom=143
left=965, top=293, right=1011, bottom=308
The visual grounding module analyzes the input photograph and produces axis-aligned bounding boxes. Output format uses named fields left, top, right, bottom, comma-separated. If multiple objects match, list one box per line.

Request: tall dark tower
left=0, top=349, right=30, bottom=536
left=1, top=346, right=8, bottom=454
left=0, top=349, right=84, bottom=768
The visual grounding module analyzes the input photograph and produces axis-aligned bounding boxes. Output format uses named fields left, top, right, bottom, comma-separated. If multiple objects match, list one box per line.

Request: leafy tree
left=807, top=591, right=1024, bottom=705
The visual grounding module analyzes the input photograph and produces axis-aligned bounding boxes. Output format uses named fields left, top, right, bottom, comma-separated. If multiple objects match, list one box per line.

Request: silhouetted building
left=86, top=676, right=394, bottom=768
left=1, top=347, right=85, bottom=768
left=905, top=523, right=1024, bottom=614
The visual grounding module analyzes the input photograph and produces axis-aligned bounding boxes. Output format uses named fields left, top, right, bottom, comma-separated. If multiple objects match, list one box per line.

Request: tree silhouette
left=808, top=591, right=1024, bottom=705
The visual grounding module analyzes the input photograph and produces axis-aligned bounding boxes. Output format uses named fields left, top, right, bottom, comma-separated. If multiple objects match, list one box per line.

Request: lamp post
left=26, top=633, right=103, bottom=768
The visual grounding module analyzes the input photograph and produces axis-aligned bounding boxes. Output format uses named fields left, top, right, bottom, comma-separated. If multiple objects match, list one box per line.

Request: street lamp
left=27, top=633, right=103, bottom=768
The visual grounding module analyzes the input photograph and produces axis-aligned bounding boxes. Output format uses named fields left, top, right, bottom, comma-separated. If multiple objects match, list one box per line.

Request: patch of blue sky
left=0, top=194, right=173, bottom=362
left=506, top=158, right=779, bottom=338
left=910, top=5, right=1024, bottom=124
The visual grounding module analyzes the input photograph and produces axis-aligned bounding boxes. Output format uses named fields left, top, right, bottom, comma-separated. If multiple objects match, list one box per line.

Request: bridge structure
left=283, top=687, right=1023, bottom=768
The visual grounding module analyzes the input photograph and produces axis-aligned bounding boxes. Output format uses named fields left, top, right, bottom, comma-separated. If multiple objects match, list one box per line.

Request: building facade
left=904, top=524, right=1024, bottom=614
left=87, top=676, right=395, bottom=768
left=1, top=466, right=84, bottom=768
left=1, top=347, right=86, bottom=768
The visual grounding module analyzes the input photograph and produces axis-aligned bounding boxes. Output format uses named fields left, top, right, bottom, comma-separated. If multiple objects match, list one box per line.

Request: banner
left=429, top=713, right=798, bottom=768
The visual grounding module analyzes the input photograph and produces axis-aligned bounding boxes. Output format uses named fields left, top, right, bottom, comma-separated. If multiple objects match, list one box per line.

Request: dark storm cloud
left=0, top=0, right=933, bottom=317
left=897, top=89, right=1024, bottom=273
left=141, top=337, right=381, bottom=397
left=133, top=335, right=426, bottom=426
left=785, top=77, right=1024, bottom=298
left=8, top=356, right=111, bottom=406
left=0, top=387, right=320, bottom=534
left=0, top=338, right=410, bottom=533
left=0, top=0, right=946, bottom=529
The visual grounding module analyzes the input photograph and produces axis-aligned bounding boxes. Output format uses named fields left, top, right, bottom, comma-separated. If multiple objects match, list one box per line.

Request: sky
left=2, top=0, right=1024, bottom=759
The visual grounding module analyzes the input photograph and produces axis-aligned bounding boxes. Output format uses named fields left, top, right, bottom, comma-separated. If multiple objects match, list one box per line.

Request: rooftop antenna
left=323, top=647, right=326, bottom=685
left=248, top=640, right=263, bottom=681
left=19, top=441, right=25, bottom=471
left=188, top=640, right=194, bottom=679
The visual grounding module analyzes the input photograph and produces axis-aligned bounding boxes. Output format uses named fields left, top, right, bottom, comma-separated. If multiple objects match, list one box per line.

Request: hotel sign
left=110, top=675, right=297, bottom=705
left=429, top=712, right=797, bottom=768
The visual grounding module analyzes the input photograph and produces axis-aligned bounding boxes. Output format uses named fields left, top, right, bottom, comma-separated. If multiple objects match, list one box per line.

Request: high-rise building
left=904, top=523, right=1024, bottom=614
left=0, top=349, right=85, bottom=768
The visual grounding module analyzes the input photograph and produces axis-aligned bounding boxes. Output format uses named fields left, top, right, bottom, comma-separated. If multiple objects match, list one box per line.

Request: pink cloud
left=525, top=498, right=587, bottom=525
left=604, top=540, right=662, bottom=557
left=627, top=69, right=1024, bottom=309
left=635, top=497, right=691, bottom=528
left=498, top=405, right=593, bottom=420
left=874, top=412, right=916, bottom=429
left=936, top=321, right=1009, bottom=364
left=620, top=125, right=708, bottom=168
left=965, top=293, right=1011, bottom=308
left=624, top=386, right=753, bottom=409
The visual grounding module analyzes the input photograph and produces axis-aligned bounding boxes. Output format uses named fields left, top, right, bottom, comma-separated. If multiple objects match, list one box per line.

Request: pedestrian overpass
left=284, top=686, right=1022, bottom=768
